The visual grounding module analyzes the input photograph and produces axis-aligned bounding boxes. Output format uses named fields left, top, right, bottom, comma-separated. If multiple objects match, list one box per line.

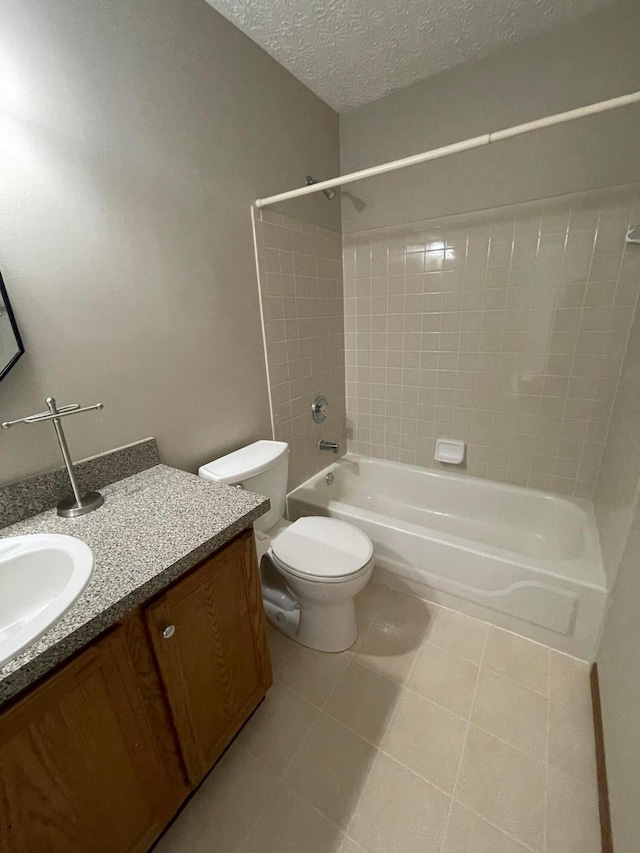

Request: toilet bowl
left=199, top=441, right=374, bottom=653
left=259, top=516, right=374, bottom=652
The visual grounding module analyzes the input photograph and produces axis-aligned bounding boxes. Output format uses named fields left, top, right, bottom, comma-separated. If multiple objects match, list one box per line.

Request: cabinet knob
left=162, top=625, right=176, bottom=639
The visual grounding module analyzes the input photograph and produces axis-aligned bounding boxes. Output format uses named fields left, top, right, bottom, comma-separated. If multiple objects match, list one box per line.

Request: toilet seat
left=270, top=516, right=373, bottom=582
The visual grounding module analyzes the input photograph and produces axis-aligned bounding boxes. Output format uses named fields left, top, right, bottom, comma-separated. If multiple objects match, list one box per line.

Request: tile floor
left=154, top=582, right=600, bottom=853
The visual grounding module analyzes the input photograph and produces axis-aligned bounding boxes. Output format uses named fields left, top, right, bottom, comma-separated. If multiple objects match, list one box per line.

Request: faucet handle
left=312, top=395, right=328, bottom=424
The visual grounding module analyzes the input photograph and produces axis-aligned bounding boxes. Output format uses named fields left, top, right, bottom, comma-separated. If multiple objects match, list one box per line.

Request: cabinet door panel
left=0, top=618, right=186, bottom=853
left=145, top=531, right=272, bottom=785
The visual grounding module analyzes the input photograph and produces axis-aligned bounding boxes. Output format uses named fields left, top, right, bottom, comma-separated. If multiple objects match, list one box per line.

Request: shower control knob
left=312, top=395, right=328, bottom=423
left=162, top=625, right=176, bottom=639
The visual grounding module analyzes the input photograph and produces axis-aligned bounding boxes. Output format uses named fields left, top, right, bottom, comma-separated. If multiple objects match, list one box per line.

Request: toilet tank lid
left=198, top=440, right=289, bottom=484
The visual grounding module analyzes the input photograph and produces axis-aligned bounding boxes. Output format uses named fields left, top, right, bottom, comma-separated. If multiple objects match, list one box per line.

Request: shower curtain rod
left=254, top=90, right=640, bottom=208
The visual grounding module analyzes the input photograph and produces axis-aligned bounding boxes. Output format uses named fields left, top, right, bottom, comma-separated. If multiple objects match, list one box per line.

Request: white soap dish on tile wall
left=434, top=438, right=465, bottom=465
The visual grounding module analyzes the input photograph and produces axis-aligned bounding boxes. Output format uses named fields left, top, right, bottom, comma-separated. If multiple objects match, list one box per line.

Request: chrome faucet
left=318, top=440, right=339, bottom=454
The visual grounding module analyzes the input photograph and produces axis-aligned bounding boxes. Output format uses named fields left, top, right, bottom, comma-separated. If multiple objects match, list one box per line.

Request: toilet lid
left=270, top=517, right=373, bottom=579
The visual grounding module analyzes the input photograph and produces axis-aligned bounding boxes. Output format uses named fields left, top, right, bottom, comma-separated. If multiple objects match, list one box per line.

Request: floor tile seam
left=278, top=702, right=324, bottom=780
left=547, top=692, right=594, bottom=714
left=276, top=655, right=354, bottom=711
left=490, top=623, right=592, bottom=670
left=370, top=616, right=434, bottom=647
left=402, top=617, right=431, bottom=697
left=414, top=597, right=495, bottom=632
left=269, top=642, right=297, bottom=676
left=448, top=798, right=542, bottom=853
left=358, top=586, right=392, bottom=621
left=373, top=740, right=460, bottom=800
left=340, top=830, right=371, bottom=853
left=424, top=634, right=487, bottom=666
left=245, top=682, right=323, bottom=781
left=487, top=622, right=547, bottom=648
left=227, top=748, right=289, bottom=851
left=348, top=650, right=417, bottom=689
left=465, top=721, right=549, bottom=766
left=386, top=590, right=589, bottom=671
left=342, top=740, right=393, bottom=843
left=476, top=662, right=554, bottom=701
left=257, top=772, right=355, bottom=845
left=270, top=652, right=292, bottom=678
left=235, top=786, right=281, bottom=853
left=547, top=646, right=593, bottom=667
left=315, top=655, right=372, bottom=717
left=378, top=582, right=500, bottom=640
left=456, top=646, right=548, bottom=853
left=342, top=747, right=455, bottom=845
left=348, top=605, right=377, bottom=658
left=301, top=703, right=389, bottom=755
left=235, top=747, right=309, bottom=853
left=321, top=706, right=396, bottom=751
left=276, top=691, right=390, bottom=832
left=438, top=626, right=488, bottom=853
left=479, top=661, right=549, bottom=697
left=401, top=681, right=471, bottom=724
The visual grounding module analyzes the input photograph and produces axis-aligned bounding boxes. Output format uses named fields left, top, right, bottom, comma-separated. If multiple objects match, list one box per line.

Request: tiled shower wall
left=253, top=209, right=346, bottom=490
left=343, top=186, right=640, bottom=497
left=593, top=295, right=640, bottom=584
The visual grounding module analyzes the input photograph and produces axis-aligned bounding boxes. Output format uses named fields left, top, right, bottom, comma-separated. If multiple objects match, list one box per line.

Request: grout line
left=477, top=661, right=549, bottom=699
left=438, top=623, right=488, bottom=853
left=241, top=592, right=591, bottom=853
left=448, top=801, right=541, bottom=853
left=464, top=721, right=548, bottom=765
left=261, top=590, right=590, bottom=851
left=317, top=666, right=549, bottom=769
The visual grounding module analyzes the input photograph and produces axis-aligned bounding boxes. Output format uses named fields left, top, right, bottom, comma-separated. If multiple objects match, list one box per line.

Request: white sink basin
left=0, top=534, right=94, bottom=667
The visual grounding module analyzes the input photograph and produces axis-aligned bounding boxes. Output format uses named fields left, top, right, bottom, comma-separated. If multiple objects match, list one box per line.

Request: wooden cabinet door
left=0, top=615, right=187, bottom=853
left=145, top=530, right=272, bottom=785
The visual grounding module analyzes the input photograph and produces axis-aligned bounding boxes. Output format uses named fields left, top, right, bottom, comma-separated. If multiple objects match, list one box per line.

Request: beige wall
left=345, top=187, right=640, bottom=496
left=340, top=0, right=640, bottom=233
left=596, top=299, right=640, bottom=851
left=254, top=209, right=346, bottom=491
left=0, top=0, right=339, bottom=484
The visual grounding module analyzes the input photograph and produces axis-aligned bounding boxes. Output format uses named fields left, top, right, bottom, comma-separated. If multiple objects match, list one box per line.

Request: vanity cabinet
left=0, top=528, right=272, bottom=852
left=144, top=529, right=272, bottom=786
left=0, top=615, right=187, bottom=853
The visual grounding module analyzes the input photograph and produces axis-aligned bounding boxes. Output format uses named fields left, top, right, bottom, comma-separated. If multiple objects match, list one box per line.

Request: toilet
left=199, top=440, right=374, bottom=652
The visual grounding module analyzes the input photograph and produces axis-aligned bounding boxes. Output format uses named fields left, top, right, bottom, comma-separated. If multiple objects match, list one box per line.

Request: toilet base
left=296, top=596, right=358, bottom=652
left=260, top=552, right=374, bottom=653
left=264, top=595, right=358, bottom=653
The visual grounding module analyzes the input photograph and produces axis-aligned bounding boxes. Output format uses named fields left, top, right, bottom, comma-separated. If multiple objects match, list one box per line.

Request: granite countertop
left=0, top=463, right=269, bottom=706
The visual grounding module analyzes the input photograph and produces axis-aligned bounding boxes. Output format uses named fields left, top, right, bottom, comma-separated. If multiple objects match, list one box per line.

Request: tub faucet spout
left=318, top=440, right=339, bottom=454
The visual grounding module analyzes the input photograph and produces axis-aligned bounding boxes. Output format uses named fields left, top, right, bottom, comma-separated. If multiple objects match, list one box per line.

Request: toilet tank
left=198, top=440, right=289, bottom=532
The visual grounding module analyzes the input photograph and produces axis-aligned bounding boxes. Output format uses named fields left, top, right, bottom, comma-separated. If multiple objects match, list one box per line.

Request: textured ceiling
left=204, top=0, right=615, bottom=112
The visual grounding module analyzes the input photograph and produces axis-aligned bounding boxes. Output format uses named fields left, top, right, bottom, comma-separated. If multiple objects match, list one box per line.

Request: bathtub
left=287, top=455, right=607, bottom=660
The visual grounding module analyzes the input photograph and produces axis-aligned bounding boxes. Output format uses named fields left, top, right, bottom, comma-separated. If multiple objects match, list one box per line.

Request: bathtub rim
left=287, top=453, right=606, bottom=593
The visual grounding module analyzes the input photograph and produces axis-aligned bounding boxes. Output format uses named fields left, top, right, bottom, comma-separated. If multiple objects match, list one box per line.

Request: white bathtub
left=287, top=455, right=607, bottom=660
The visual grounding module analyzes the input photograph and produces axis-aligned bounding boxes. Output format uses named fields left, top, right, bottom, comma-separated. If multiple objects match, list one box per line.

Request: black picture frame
left=0, top=270, right=25, bottom=382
